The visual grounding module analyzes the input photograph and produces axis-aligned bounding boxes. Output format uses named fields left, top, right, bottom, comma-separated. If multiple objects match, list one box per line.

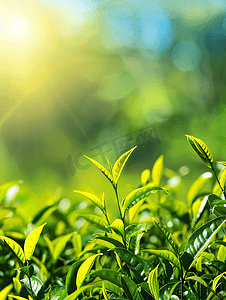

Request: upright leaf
left=184, top=216, right=226, bottom=259
left=187, top=172, right=212, bottom=206
left=76, top=253, right=102, bottom=288
left=122, top=186, right=164, bottom=215
left=0, top=236, right=25, bottom=265
left=73, top=190, right=104, bottom=212
left=110, top=219, right=125, bottom=237
left=120, top=275, right=143, bottom=300
left=0, top=284, right=13, bottom=300
left=153, top=219, right=179, bottom=255
left=112, top=146, right=136, bottom=185
left=24, top=223, right=46, bottom=261
left=52, top=232, right=74, bottom=262
left=84, top=155, right=113, bottom=183
left=186, top=135, right=213, bottom=168
left=152, top=155, right=164, bottom=186
left=110, top=248, right=153, bottom=283
left=141, top=169, right=151, bottom=186
left=148, top=265, right=159, bottom=300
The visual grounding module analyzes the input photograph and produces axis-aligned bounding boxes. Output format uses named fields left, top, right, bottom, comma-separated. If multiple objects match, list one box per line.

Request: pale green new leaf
left=76, top=253, right=102, bottom=288
left=122, top=186, right=163, bottom=215
left=24, top=223, right=46, bottom=261
left=141, top=249, right=180, bottom=269
left=112, top=146, right=136, bottom=185
left=152, top=155, right=164, bottom=186
left=186, top=135, right=213, bottom=168
left=148, top=265, right=159, bottom=300
left=84, top=155, right=113, bottom=183
left=186, top=276, right=207, bottom=287
left=213, top=271, right=226, bottom=291
left=187, top=172, right=212, bottom=206
left=79, top=214, right=109, bottom=232
left=52, top=232, right=74, bottom=262
left=0, top=283, right=13, bottom=300
left=110, top=219, right=124, bottom=237
left=73, top=190, right=104, bottom=212
left=0, top=236, right=25, bottom=265
left=141, top=169, right=150, bottom=186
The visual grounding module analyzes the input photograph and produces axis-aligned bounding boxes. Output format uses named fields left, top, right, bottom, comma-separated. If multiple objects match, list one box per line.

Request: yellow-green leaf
left=84, top=155, right=113, bottom=183
left=0, top=284, right=13, bottom=300
left=73, top=190, right=104, bottom=211
left=186, top=276, right=207, bottom=287
left=187, top=172, right=212, bottom=206
left=152, top=155, right=164, bottom=186
left=110, top=219, right=124, bottom=237
left=0, top=236, right=25, bottom=265
left=148, top=265, right=159, bottom=300
left=76, top=253, right=102, bottom=288
left=186, top=135, right=213, bottom=168
left=112, top=146, right=137, bottom=185
left=24, top=223, right=46, bottom=261
left=141, top=169, right=150, bottom=186
left=213, top=271, right=226, bottom=291
left=142, top=249, right=180, bottom=269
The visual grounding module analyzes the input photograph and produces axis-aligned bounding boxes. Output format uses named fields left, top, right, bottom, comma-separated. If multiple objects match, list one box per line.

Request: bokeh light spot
left=171, top=40, right=202, bottom=71
left=10, top=18, right=31, bottom=41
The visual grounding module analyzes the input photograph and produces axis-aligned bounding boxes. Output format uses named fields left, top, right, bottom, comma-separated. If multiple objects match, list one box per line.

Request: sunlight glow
left=9, top=17, right=32, bottom=43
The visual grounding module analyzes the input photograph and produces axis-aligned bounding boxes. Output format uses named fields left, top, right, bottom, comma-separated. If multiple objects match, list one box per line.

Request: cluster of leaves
left=1, top=136, right=226, bottom=299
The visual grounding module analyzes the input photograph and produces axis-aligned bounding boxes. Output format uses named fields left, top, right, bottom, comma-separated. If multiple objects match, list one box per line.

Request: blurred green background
left=0, top=0, right=226, bottom=210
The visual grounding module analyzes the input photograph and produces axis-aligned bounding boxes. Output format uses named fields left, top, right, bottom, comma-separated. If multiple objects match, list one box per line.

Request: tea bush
left=1, top=135, right=226, bottom=299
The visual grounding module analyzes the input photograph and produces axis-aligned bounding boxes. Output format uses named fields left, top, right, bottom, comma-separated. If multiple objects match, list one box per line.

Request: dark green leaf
left=184, top=215, right=226, bottom=259
left=21, top=275, right=44, bottom=298
left=180, top=252, right=193, bottom=271
left=109, top=248, right=153, bottom=283
left=120, top=275, right=142, bottom=300
left=66, top=260, right=85, bottom=294
left=141, top=249, right=180, bottom=269
left=153, top=219, right=179, bottom=255
left=18, top=265, right=34, bottom=278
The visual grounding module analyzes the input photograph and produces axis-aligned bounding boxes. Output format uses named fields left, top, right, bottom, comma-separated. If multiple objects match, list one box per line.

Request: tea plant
left=1, top=135, right=226, bottom=299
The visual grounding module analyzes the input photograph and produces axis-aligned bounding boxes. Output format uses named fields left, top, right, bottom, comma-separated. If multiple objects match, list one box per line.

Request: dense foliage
left=1, top=135, right=226, bottom=299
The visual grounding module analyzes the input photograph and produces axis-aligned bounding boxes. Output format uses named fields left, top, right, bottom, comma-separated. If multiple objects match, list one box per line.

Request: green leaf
left=153, top=219, right=179, bottom=255
left=0, top=283, right=13, bottom=300
left=186, top=276, right=207, bottom=287
left=79, top=214, right=109, bottom=232
left=110, top=219, right=124, bottom=237
left=8, top=296, right=29, bottom=300
left=18, top=265, right=34, bottom=278
left=110, top=247, right=153, bottom=283
left=24, top=223, right=46, bottom=261
left=128, top=228, right=146, bottom=254
left=187, top=172, right=213, bottom=206
left=112, top=146, right=136, bottom=185
left=219, top=169, right=226, bottom=192
left=148, top=265, right=159, bottom=300
left=213, top=271, right=226, bottom=291
left=186, top=135, right=213, bottom=168
left=184, top=215, right=226, bottom=259
left=64, top=284, right=98, bottom=300
left=159, top=198, right=188, bottom=219
left=94, top=236, right=124, bottom=248
left=73, top=190, right=104, bottom=212
left=141, top=169, right=150, bottom=186
left=141, top=249, right=181, bottom=269
left=76, top=253, right=102, bottom=288
left=52, top=232, right=74, bottom=262
left=122, top=186, right=164, bottom=215
left=84, top=155, right=113, bottom=183
left=21, top=275, right=44, bottom=298
left=120, top=275, right=143, bottom=300
left=32, top=205, right=57, bottom=226
left=0, top=236, right=25, bottom=265
left=152, top=155, right=164, bottom=186
left=90, top=269, right=122, bottom=287
left=66, top=260, right=85, bottom=294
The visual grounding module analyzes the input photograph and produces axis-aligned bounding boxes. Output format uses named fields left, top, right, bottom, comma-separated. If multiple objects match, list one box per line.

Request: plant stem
left=113, top=184, right=123, bottom=222
left=211, top=163, right=226, bottom=199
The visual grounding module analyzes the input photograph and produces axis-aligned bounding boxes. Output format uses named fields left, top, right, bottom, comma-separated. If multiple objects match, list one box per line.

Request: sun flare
left=9, top=17, right=31, bottom=42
